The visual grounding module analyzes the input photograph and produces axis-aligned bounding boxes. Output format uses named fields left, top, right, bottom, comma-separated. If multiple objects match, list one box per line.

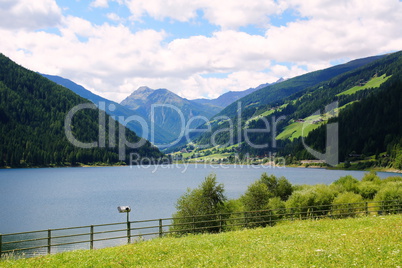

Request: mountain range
left=192, top=78, right=283, bottom=108
left=0, top=54, right=162, bottom=167
left=2, top=49, right=401, bottom=169
left=44, top=75, right=278, bottom=148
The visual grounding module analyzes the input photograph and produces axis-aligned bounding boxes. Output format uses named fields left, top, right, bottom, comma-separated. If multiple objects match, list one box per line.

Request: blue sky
left=0, top=0, right=401, bottom=102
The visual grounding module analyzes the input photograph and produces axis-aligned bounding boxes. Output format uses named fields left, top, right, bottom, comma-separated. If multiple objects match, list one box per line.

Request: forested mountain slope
left=0, top=54, right=162, bottom=167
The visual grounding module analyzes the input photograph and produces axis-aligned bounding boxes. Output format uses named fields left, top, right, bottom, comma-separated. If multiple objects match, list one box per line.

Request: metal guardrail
left=0, top=200, right=400, bottom=259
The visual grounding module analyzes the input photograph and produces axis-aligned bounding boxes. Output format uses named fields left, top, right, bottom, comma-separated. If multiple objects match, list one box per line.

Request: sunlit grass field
left=2, top=214, right=401, bottom=267
left=337, top=74, right=392, bottom=96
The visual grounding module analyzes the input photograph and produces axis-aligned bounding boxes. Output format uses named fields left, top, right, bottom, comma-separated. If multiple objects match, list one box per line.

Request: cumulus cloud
left=124, top=0, right=283, bottom=29
left=0, top=0, right=62, bottom=30
left=90, top=0, right=110, bottom=8
left=1, top=0, right=402, bottom=103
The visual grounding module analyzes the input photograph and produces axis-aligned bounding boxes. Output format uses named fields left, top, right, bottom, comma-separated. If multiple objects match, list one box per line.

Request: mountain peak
left=276, top=77, right=285, bottom=83
left=135, top=86, right=154, bottom=94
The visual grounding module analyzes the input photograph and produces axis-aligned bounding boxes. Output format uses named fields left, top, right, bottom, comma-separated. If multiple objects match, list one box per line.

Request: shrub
left=332, top=192, right=364, bottom=217
left=331, top=175, right=359, bottom=193
left=382, top=176, right=402, bottom=183
left=241, top=181, right=271, bottom=227
left=241, top=181, right=270, bottom=211
left=267, top=197, right=286, bottom=221
left=285, top=185, right=337, bottom=218
left=172, top=174, right=227, bottom=234
left=276, top=177, right=293, bottom=201
left=357, top=181, right=380, bottom=200
left=222, top=199, right=244, bottom=231
left=374, top=182, right=402, bottom=214
left=361, top=171, right=381, bottom=184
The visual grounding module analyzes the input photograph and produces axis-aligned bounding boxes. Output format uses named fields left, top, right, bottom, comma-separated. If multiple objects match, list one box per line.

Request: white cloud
left=107, top=13, right=123, bottom=22
left=1, top=0, right=402, bottom=103
left=124, top=0, right=282, bottom=29
left=0, top=0, right=62, bottom=30
left=90, top=0, right=109, bottom=8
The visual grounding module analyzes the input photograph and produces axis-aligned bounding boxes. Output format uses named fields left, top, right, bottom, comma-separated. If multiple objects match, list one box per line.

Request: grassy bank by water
left=2, top=215, right=401, bottom=267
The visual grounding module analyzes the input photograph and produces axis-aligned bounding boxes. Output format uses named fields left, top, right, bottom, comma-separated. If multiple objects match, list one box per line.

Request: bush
left=374, top=182, right=402, bottom=214
left=241, top=181, right=271, bottom=227
left=222, top=199, right=244, bottom=231
left=357, top=181, right=380, bottom=200
left=277, top=177, right=293, bottom=201
left=332, top=192, right=364, bottom=217
left=259, top=173, right=293, bottom=200
left=361, top=171, right=381, bottom=184
left=241, top=181, right=270, bottom=211
left=331, top=175, right=359, bottom=193
left=285, top=185, right=337, bottom=218
left=172, top=174, right=227, bottom=234
left=267, top=197, right=286, bottom=221
left=382, top=176, right=402, bottom=183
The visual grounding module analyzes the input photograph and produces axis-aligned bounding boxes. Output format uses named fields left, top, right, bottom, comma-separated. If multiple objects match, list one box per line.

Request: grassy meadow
left=2, top=214, right=401, bottom=267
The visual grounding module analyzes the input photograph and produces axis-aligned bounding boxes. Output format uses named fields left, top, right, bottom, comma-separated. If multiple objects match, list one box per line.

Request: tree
left=241, top=181, right=270, bottom=211
left=172, top=174, right=227, bottom=234
left=394, top=150, right=402, bottom=170
left=259, top=173, right=293, bottom=200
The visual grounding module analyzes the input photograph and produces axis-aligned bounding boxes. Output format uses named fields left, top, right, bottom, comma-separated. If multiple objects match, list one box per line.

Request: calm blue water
left=0, top=164, right=400, bottom=234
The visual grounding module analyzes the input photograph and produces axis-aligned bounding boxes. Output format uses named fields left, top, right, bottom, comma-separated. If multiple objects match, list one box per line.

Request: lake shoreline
left=2, top=161, right=401, bottom=175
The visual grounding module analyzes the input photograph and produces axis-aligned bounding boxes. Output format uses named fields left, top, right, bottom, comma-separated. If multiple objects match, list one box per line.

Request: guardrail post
left=47, top=229, right=51, bottom=255
left=127, top=221, right=131, bottom=244
left=159, top=219, right=163, bottom=238
left=90, top=225, right=94, bottom=250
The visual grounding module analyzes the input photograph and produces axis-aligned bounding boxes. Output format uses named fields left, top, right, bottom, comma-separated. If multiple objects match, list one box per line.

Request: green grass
left=245, top=109, right=275, bottom=125
left=246, top=103, right=289, bottom=126
left=337, top=74, right=392, bottom=96
left=276, top=119, right=324, bottom=141
left=276, top=101, right=358, bottom=141
left=2, top=215, right=401, bottom=267
left=195, top=153, right=232, bottom=161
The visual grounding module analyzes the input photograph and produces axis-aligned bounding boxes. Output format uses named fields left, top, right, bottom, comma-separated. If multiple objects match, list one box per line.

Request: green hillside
left=336, top=74, right=392, bottom=96
left=190, top=54, right=385, bottom=150
left=279, top=51, right=402, bottom=165
left=212, top=55, right=384, bottom=120
left=176, top=51, right=402, bottom=169
left=2, top=215, right=401, bottom=267
left=0, top=54, right=162, bottom=167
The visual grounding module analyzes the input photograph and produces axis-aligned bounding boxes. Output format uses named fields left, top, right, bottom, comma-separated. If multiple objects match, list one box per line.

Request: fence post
left=365, top=202, right=369, bottom=216
left=47, top=229, right=51, bottom=255
left=192, top=216, right=195, bottom=233
left=269, top=210, right=273, bottom=226
left=159, top=219, right=163, bottom=238
left=399, top=199, right=402, bottom=214
left=90, top=225, right=94, bottom=250
left=219, top=214, right=222, bottom=232
left=0, top=233, right=2, bottom=259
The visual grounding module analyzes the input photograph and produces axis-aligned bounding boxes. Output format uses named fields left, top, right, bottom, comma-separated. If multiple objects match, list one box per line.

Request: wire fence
left=0, top=199, right=401, bottom=259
